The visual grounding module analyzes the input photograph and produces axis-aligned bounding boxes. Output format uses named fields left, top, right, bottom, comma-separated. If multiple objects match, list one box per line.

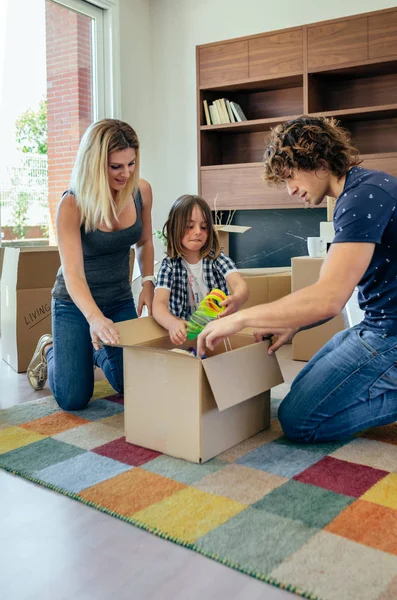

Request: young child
left=153, top=194, right=249, bottom=345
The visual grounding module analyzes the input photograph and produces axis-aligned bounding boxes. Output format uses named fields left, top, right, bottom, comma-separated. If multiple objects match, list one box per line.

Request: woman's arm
left=56, top=194, right=120, bottom=349
left=220, top=272, right=249, bottom=317
left=153, top=288, right=187, bottom=345
left=135, top=178, right=155, bottom=315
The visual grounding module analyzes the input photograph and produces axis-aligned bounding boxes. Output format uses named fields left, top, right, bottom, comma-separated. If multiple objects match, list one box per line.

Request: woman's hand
left=168, top=318, right=188, bottom=346
left=88, top=314, right=120, bottom=351
left=138, top=281, right=154, bottom=316
left=253, top=327, right=298, bottom=355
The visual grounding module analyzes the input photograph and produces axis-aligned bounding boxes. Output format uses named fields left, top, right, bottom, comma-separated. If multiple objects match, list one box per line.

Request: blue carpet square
left=236, top=441, right=322, bottom=477
left=34, top=451, right=133, bottom=493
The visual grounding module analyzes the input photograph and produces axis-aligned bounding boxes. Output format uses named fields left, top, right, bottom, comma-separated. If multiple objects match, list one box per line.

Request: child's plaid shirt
left=155, top=252, right=238, bottom=319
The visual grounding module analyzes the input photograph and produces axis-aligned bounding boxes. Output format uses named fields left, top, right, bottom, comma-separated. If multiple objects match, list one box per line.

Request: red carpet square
left=93, top=437, right=161, bottom=466
left=294, top=456, right=389, bottom=497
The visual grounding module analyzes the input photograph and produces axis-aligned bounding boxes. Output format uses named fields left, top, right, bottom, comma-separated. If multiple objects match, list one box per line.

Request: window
left=0, top=0, right=118, bottom=246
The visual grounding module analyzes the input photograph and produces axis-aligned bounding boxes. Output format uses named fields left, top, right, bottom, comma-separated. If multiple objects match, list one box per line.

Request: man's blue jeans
left=278, top=325, right=397, bottom=442
left=47, top=297, right=137, bottom=411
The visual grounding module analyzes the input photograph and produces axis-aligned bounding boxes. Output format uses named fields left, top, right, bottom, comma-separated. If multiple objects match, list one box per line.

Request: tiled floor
left=0, top=341, right=303, bottom=600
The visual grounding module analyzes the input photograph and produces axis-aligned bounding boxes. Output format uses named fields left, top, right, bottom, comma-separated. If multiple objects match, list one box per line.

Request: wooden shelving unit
left=196, top=7, right=397, bottom=210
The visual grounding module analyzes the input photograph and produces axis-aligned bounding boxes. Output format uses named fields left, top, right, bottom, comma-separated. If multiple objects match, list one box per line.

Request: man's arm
left=197, top=242, right=375, bottom=354
left=237, top=242, right=375, bottom=331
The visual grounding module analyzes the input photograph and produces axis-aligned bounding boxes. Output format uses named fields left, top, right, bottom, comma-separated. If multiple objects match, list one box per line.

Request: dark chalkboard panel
left=225, top=208, right=327, bottom=268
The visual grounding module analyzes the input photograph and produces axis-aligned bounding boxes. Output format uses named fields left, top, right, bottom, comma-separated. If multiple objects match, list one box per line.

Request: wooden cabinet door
left=369, top=10, right=397, bottom=59
left=249, top=29, right=303, bottom=78
left=201, top=165, right=301, bottom=210
left=307, top=18, right=368, bottom=70
left=199, top=41, right=249, bottom=88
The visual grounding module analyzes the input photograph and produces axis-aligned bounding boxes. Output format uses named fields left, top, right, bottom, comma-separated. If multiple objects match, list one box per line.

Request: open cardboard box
left=114, top=317, right=283, bottom=463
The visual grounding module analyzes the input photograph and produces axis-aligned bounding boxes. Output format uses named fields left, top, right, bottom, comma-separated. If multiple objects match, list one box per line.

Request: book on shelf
left=230, top=101, right=247, bottom=122
left=202, top=97, right=247, bottom=125
left=203, top=100, right=211, bottom=126
left=225, top=99, right=236, bottom=123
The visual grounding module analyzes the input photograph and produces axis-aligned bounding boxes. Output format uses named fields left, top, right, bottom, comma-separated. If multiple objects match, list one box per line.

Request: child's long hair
left=69, top=119, right=140, bottom=232
left=162, top=195, right=220, bottom=259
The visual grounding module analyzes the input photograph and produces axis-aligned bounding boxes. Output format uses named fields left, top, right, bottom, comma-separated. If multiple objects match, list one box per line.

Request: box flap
left=215, top=225, right=251, bottom=234
left=202, top=340, right=283, bottom=411
left=2, top=247, right=61, bottom=290
left=114, top=316, right=169, bottom=347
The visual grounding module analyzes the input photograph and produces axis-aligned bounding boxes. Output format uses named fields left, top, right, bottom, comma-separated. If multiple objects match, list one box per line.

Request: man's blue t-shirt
left=332, top=166, right=397, bottom=335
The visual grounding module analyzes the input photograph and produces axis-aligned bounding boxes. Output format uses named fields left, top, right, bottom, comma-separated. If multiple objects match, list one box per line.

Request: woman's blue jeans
left=278, top=325, right=397, bottom=442
left=47, top=297, right=137, bottom=411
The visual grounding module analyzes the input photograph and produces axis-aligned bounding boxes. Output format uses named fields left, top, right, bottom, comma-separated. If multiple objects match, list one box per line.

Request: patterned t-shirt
left=332, top=166, right=397, bottom=335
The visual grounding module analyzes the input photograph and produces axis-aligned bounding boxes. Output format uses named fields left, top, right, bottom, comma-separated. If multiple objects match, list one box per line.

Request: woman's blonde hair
left=69, top=119, right=140, bottom=232
left=162, top=195, right=220, bottom=259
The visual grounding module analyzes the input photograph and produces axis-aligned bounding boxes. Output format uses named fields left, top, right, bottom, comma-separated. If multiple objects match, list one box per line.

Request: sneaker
left=27, top=334, right=53, bottom=390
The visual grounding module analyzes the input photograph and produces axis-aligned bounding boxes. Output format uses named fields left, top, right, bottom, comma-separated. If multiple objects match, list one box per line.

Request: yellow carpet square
left=91, top=380, right=116, bottom=399
left=362, top=474, right=397, bottom=510
left=0, top=426, right=46, bottom=454
left=134, top=487, right=246, bottom=543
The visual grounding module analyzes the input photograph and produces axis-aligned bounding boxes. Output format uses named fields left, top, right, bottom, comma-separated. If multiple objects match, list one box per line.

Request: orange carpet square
left=80, top=468, right=186, bottom=516
left=20, top=412, right=88, bottom=436
left=325, top=499, right=397, bottom=556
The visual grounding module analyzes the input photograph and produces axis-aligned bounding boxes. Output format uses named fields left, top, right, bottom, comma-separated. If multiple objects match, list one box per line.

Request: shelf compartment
left=339, top=116, right=397, bottom=155
left=201, top=84, right=303, bottom=128
left=201, top=130, right=271, bottom=167
left=308, top=62, right=397, bottom=113
left=200, top=114, right=300, bottom=134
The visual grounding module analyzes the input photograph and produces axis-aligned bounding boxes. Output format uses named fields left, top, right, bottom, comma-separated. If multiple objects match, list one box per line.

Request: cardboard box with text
left=1, top=247, right=61, bottom=372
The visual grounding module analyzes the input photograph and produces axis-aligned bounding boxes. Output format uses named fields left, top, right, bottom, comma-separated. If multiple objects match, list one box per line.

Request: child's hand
left=219, top=294, right=242, bottom=317
left=168, top=318, right=188, bottom=346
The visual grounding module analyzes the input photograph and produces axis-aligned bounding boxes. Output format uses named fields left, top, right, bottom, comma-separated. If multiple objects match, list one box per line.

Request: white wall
left=120, top=0, right=397, bottom=242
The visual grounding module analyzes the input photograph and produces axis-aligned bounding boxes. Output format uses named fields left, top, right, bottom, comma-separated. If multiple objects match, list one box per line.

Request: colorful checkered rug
left=1, top=381, right=397, bottom=600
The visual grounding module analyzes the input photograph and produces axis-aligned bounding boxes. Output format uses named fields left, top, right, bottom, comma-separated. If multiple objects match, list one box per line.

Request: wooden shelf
left=311, top=104, right=397, bottom=122
left=201, top=163, right=262, bottom=171
left=200, top=115, right=300, bottom=134
left=197, top=8, right=397, bottom=209
left=200, top=72, right=303, bottom=92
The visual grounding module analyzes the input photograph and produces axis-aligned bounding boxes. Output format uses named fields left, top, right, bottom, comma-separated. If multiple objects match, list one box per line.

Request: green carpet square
left=253, top=479, right=355, bottom=529
left=0, top=437, right=86, bottom=474
left=196, top=506, right=318, bottom=575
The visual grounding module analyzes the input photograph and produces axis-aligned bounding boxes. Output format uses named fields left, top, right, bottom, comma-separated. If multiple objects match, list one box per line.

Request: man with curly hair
left=198, top=116, right=397, bottom=443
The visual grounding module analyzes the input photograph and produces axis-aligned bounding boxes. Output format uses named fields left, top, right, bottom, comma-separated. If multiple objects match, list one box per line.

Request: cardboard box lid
left=3, top=247, right=60, bottom=290
left=202, top=340, right=283, bottom=411
left=214, top=225, right=251, bottom=234
left=116, top=317, right=169, bottom=346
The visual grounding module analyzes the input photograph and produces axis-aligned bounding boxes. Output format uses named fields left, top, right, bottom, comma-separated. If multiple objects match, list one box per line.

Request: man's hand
left=197, top=313, right=242, bottom=356
left=253, top=327, right=298, bottom=355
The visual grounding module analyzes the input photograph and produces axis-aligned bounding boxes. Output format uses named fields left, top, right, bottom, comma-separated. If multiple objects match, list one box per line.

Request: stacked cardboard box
left=291, top=257, right=344, bottom=361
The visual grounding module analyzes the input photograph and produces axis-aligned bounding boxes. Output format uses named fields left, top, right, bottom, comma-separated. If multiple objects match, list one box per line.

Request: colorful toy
left=186, top=289, right=227, bottom=340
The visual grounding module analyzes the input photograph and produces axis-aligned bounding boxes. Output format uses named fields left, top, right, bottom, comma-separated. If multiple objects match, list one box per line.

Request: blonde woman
left=27, top=119, right=155, bottom=410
